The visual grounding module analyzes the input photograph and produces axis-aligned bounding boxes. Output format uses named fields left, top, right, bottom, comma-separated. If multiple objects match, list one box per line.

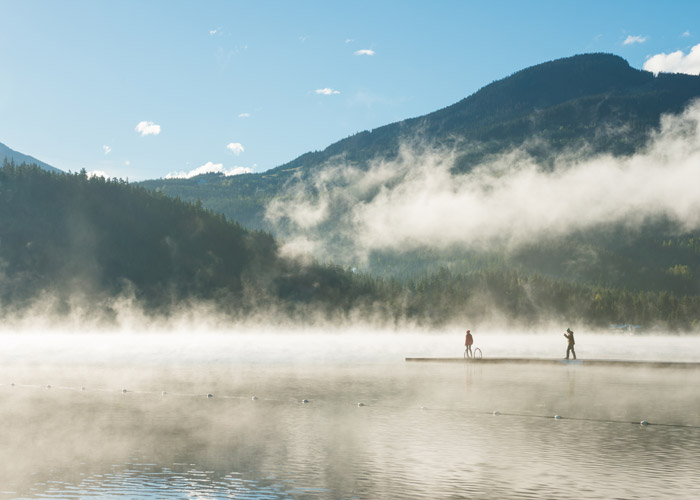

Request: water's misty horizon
left=3, top=329, right=700, bottom=365
left=2, top=331, right=700, bottom=499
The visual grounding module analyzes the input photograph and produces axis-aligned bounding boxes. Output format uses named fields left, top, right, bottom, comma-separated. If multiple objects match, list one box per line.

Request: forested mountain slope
left=0, top=142, right=62, bottom=174
left=0, top=162, right=380, bottom=320
left=2, top=161, right=699, bottom=330
left=139, top=53, right=700, bottom=231
left=135, top=53, right=700, bottom=300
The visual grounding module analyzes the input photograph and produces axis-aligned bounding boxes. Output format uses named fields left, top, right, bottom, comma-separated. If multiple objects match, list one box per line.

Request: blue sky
left=1, top=0, right=699, bottom=181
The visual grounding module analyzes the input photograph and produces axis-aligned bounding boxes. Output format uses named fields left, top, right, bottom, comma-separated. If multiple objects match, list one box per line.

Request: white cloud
left=87, top=170, right=111, bottom=179
left=135, top=121, right=161, bottom=136
left=226, top=142, right=245, bottom=155
left=345, top=38, right=355, bottom=44
left=644, top=43, right=700, bottom=75
left=265, top=101, right=700, bottom=263
left=102, top=145, right=111, bottom=155
left=623, top=35, right=648, bottom=45
left=354, top=49, right=375, bottom=56
left=125, top=160, right=131, bottom=167
left=209, top=27, right=222, bottom=35
left=164, top=161, right=252, bottom=179
left=238, top=112, right=251, bottom=118
left=315, top=88, right=340, bottom=95
left=682, top=30, right=691, bottom=38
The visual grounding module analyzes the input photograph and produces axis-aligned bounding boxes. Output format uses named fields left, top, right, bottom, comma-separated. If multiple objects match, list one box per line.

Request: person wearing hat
left=564, top=328, right=576, bottom=360
left=465, top=330, right=474, bottom=358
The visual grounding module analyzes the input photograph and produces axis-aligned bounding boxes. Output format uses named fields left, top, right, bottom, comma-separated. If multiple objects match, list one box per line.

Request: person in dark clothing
left=564, top=328, right=576, bottom=360
left=465, top=330, right=474, bottom=358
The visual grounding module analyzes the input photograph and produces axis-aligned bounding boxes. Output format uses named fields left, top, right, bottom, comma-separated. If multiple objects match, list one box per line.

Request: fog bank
left=266, top=100, right=700, bottom=264
left=3, top=330, right=700, bottom=366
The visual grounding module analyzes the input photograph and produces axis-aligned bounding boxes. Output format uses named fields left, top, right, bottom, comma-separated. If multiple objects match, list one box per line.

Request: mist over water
left=2, top=330, right=700, bottom=499
left=4, top=329, right=700, bottom=364
left=5, top=87, right=700, bottom=500
left=5, top=101, right=700, bottom=497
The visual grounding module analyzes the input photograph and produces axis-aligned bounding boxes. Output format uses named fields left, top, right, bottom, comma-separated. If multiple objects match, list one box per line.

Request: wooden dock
left=404, top=357, right=700, bottom=369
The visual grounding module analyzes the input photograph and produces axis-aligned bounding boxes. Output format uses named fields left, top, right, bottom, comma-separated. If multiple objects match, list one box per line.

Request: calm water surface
left=1, top=332, right=699, bottom=499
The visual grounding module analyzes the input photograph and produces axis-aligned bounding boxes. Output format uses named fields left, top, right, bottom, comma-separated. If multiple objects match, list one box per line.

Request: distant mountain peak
left=0, top=142, right=62, bottom=174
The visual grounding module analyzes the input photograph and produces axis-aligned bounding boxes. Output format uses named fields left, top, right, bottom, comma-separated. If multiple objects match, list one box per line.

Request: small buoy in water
left=207, top=393, right=214, bottom=398
left=121, top=389, right=128, bottom=394
left=357, top=402, right=365, bottom=407
left=420, top=406, right=427, bottom=410
left=46, top=384, right=51, bottom=389
left=81, top=386, right=86, bottom=391
left=10, top=383, right=14, bottom=387
left=640, top=420, right=649, bottom=427
left=301, top=399, right=309, bottom=404
left=554, top=415, right=562, bottom=420
left=161, top=391, right=167, bottom=396
left=251, top=396, right=258, bottom=400
left=493, top=410, right=501, bottom=416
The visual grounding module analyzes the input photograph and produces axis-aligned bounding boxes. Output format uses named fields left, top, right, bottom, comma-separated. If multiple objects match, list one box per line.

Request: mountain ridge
left=268, top=53, right=700, bottom=172
left=0, top=141, right=62, bottom=174
left=139, top=53, right=700, bottom=231
left=133, top=53, right=700, bottom=301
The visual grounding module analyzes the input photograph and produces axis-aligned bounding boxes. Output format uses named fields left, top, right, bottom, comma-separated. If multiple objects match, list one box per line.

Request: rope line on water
left=2, top=381, right=699, bottom=429
left=486, top=410, right=700, bottom=429
left=0, top=382, right=306, bottom=404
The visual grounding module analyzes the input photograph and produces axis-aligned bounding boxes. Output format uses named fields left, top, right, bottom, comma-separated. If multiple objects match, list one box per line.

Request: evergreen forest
left=2, top=161, right=699, bottom=330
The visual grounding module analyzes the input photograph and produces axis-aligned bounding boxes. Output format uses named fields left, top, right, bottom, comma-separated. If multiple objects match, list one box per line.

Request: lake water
left=1, top=331, right=700, bottom=499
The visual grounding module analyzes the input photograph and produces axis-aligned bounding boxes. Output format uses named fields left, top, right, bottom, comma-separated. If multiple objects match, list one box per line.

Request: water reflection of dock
left=405, top=357, right=700, bottom=368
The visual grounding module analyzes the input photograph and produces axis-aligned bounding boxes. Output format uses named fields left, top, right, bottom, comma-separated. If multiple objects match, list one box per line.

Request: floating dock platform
left=404, top=357, right=700, bottom=369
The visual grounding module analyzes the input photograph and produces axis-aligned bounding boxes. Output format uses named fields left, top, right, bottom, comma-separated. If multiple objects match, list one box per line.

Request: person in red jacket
left=465, top=330, right=474, bottom=358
